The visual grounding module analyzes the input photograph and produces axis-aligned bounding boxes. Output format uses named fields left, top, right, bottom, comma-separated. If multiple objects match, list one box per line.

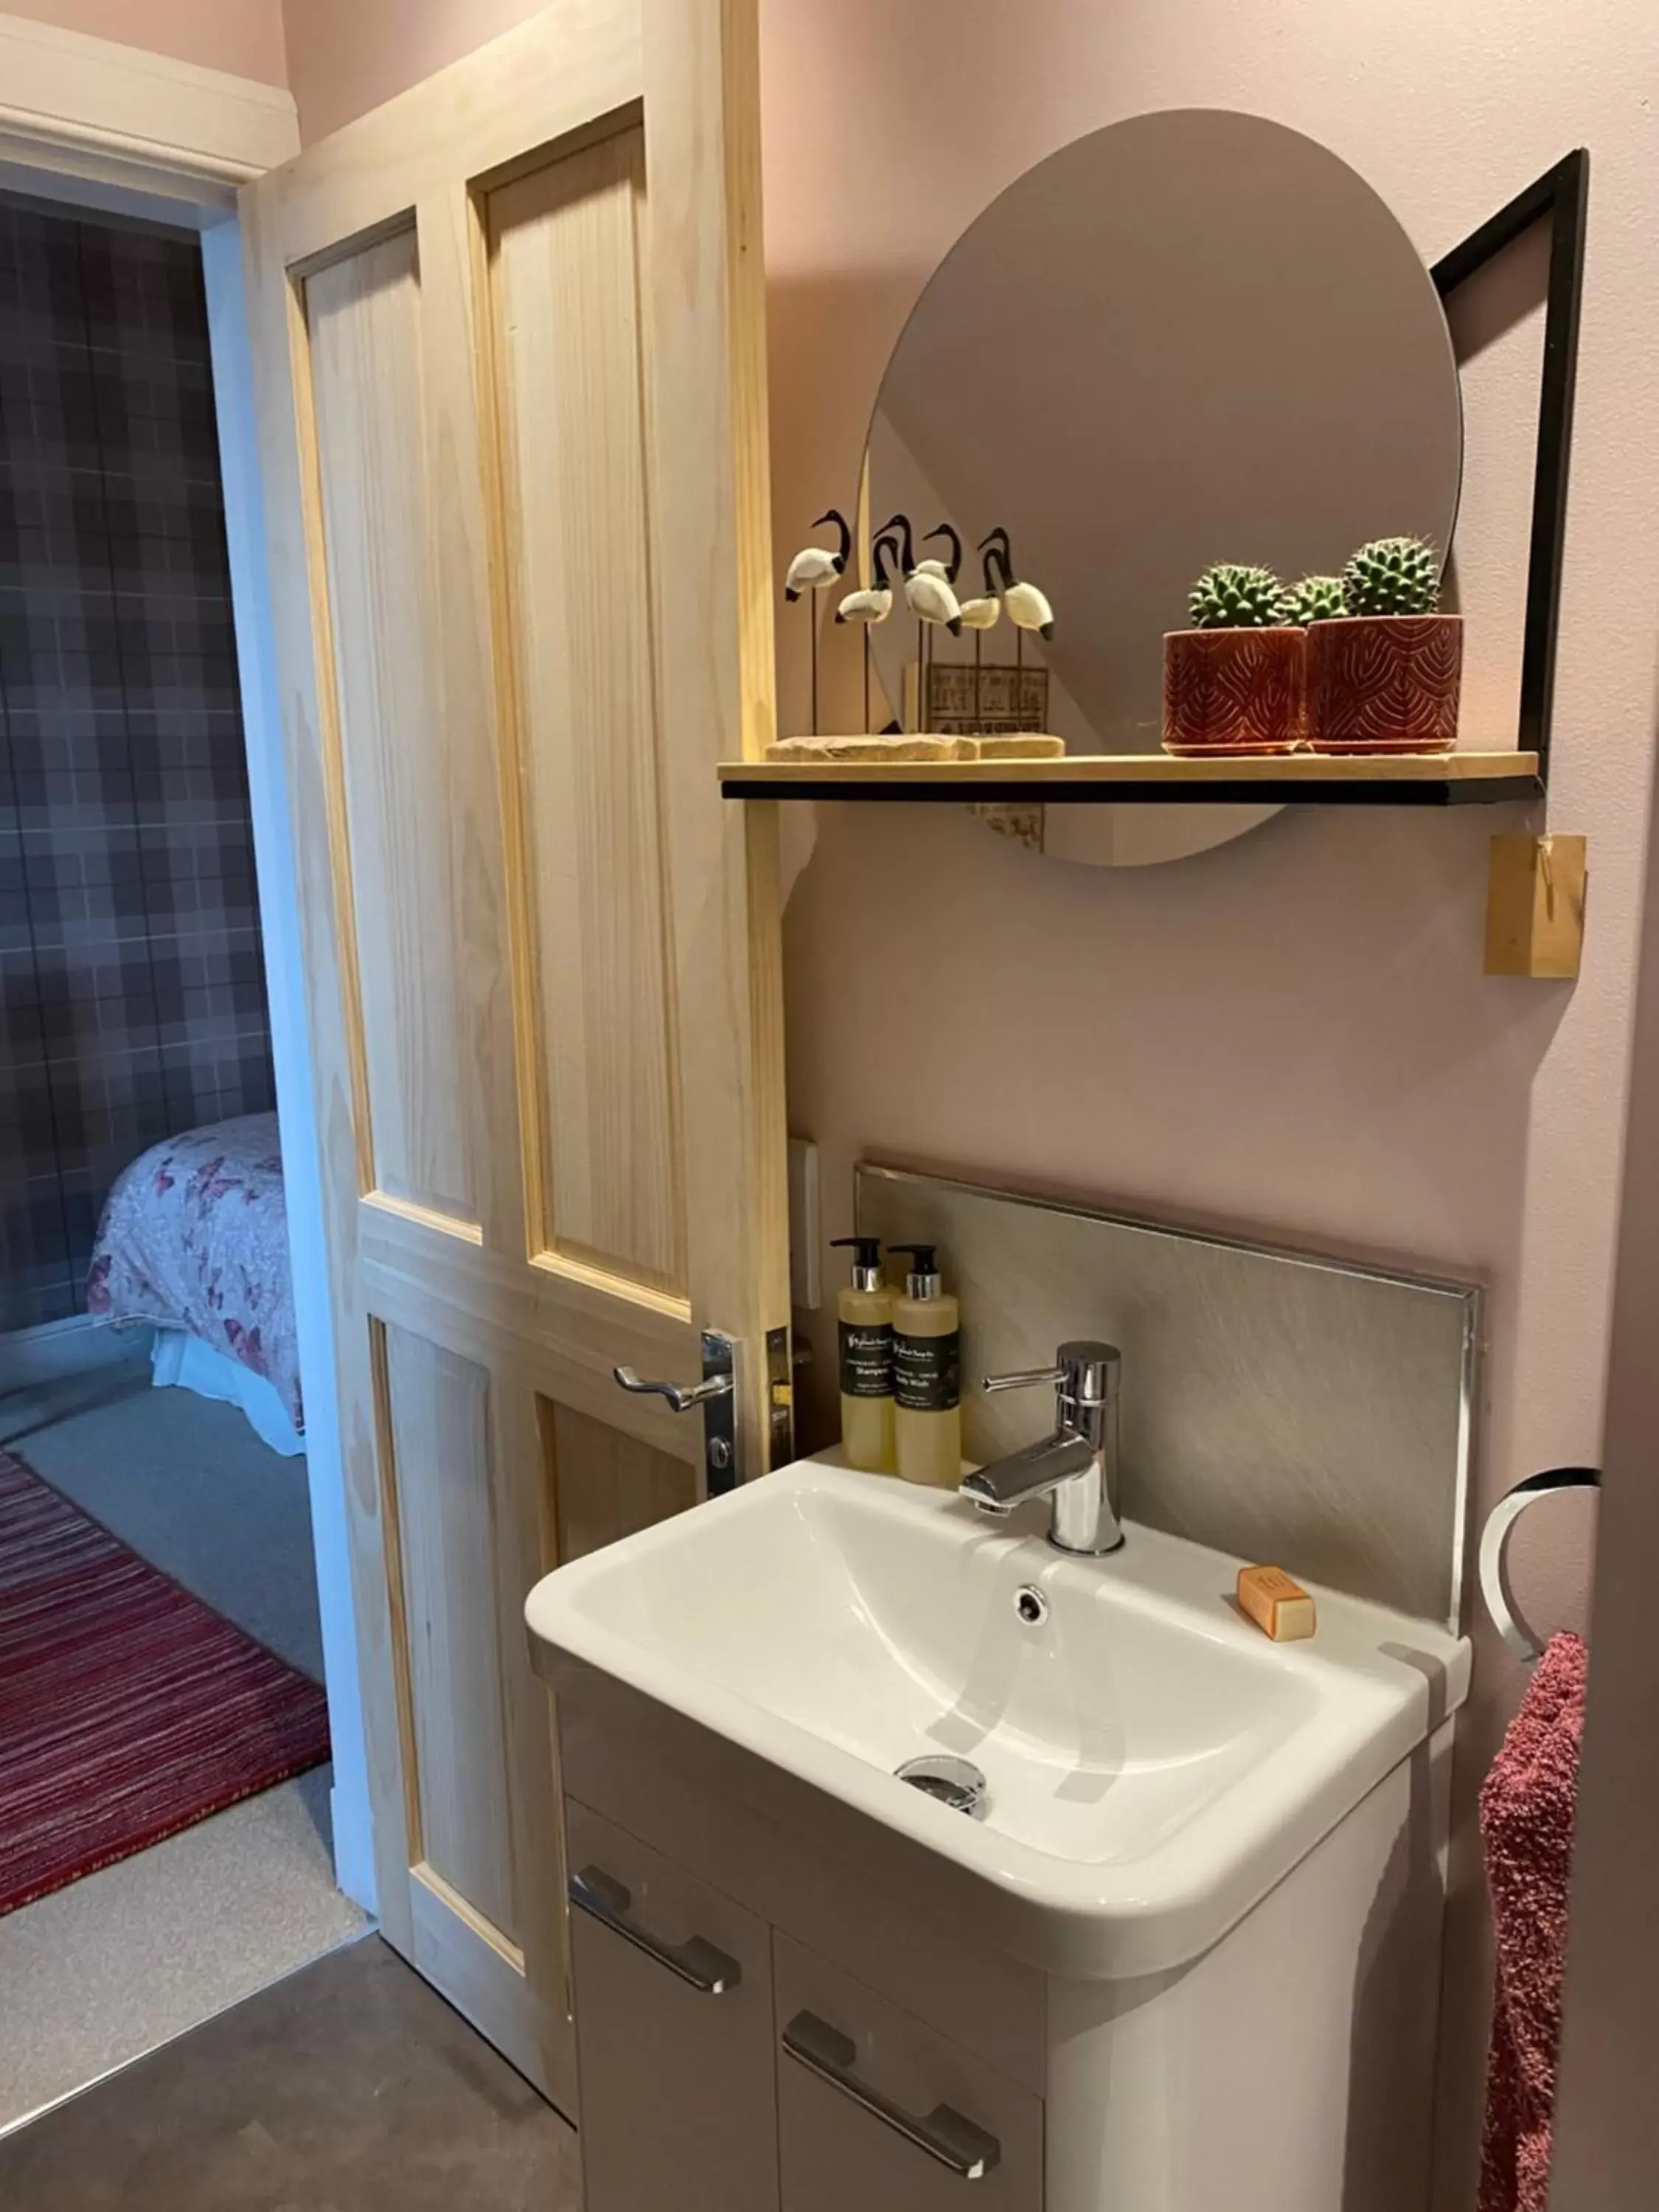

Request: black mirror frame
left=1433, top=149, right=1589, bottom=793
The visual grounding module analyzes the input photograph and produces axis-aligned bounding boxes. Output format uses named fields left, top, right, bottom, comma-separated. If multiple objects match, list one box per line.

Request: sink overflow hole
left=1015, top=1585, right=1049, bottom=1626
left=894, top=1756, right=989, bottom=1820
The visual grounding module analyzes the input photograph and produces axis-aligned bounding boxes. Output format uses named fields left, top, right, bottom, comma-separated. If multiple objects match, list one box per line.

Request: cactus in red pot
left=1164, top=563, right=1304, bottom=756
left=1306, top=537, right=1462, bottom=754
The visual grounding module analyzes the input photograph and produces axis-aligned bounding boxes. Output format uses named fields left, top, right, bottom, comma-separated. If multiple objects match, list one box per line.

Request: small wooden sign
left=971, top=801, right=1046, bottom=851
left=1484, top=833, right=1587, bottom=978
left=905, top=660, right=1049, bottom=736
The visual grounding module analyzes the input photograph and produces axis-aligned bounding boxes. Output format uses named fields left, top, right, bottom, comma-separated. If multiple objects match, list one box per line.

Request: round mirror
left=866, top=109, right=1463, bottom=866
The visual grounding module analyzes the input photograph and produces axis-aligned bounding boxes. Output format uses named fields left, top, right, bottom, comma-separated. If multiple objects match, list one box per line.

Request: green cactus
left=1187, top=563, right=1290, bottom=630
left=1280, top=574, right=1348, bottom=626
left=1342, top=537, right=1441, bottom=618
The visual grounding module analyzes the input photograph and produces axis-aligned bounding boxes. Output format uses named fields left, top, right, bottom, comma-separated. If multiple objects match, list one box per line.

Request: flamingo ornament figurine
left=953, top=535, right=1004, bottom=733
left=835, top=531, right=900, bottom=732
left=783, top=507, right=852, bottom=733
left=979, top=526, right=1054, bottom=714
left=918, top=521, right=963, bottom=584
left=877, top=512, right=962, bottom=732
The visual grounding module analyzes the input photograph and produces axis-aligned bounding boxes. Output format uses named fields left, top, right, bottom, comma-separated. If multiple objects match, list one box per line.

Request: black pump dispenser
left=830, top=1236, right=884, bottom=1293
left=889, top=1243, right=942, bottom=1299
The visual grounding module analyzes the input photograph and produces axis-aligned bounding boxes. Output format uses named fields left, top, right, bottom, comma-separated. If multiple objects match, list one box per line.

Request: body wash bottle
left=830, top=1236, right=894, bottom=1472
left=889, top=1243, right=961, bottom=1488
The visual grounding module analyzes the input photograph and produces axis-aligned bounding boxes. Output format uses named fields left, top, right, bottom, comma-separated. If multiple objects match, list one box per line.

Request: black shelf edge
left=720, top=774, right=1545, bottom=807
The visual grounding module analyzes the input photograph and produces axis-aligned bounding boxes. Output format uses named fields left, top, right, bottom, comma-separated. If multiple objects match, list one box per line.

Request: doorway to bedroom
left=0, top=188, right=364, bottom=2131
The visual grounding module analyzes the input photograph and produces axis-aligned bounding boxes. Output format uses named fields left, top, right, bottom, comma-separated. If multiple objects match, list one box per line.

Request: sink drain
left=894, top=1755, right=988, bottom=1820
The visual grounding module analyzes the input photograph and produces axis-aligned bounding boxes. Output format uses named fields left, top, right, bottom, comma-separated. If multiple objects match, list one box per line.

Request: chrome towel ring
left=1478, top=1466, right=1600, bottom=1661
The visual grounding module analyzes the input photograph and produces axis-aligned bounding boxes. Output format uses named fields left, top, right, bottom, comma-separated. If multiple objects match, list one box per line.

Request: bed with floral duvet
left=87, top=1113, right=303, bottom=1450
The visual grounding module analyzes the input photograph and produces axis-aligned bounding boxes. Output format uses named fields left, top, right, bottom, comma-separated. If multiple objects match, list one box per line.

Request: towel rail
left=1478, top=1466, right=1600, bottom=1660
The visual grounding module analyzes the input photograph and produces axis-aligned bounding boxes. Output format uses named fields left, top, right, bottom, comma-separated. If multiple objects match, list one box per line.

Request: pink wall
left=4, top=0, right=288, bottom=86
left=278, top=0, right=546, bottom=142
left=1551, top=720, right=1659, bottom=2202
left=145, top=0, right=1644, bottom=2182
left=762, top=3, right=1652, bottom=2202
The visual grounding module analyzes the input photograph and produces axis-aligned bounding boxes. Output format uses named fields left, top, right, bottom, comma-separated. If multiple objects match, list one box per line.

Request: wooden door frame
left=0, top=16, right=378, bottom=1911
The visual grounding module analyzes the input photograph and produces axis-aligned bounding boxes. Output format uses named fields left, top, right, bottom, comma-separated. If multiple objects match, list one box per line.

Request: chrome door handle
left=612, top=1366, right=734, bottom=1413
left=781, top=2010, right=1001, bottom=2180
left=568, top=1865, right=741, bottom=1995
left=611, top=1329, right=740, bottom=1495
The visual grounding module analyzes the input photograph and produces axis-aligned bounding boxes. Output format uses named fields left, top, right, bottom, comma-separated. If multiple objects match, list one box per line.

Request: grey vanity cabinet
left=568, top=1792, right=1043, bottom=2212
left=773, top=1933, right=1045, bottom=2210
left=567, top=1803, right=779, bottom=2212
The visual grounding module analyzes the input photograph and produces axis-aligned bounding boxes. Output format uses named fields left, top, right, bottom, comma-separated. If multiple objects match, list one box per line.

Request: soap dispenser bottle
left=889, top=1244, right=961, bottom=1488
left=830, top=1236, right=894, bottom=1474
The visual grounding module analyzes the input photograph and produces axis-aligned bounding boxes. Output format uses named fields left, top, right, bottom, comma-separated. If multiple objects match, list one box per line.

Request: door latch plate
left=702, top=1330, right=737, bottom=1497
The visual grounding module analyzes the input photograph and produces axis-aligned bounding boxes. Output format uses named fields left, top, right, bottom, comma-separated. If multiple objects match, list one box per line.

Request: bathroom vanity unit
left=526, top=1455, right=1470, bottom=2212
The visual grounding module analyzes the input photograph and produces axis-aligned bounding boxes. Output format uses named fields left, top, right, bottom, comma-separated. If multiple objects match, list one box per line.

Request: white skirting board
left=150, top=1329, right=305, bottom=1458
left=0, top=1312, right=150, bottom=1392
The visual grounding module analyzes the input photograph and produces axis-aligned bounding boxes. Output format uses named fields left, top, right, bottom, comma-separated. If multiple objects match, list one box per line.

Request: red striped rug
left=0, top=1444, right=330, bottom=1916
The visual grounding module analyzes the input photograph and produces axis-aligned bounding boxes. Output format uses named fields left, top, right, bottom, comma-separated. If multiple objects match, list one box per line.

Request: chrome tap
left=958, top=1340, right=1124, bottom=1555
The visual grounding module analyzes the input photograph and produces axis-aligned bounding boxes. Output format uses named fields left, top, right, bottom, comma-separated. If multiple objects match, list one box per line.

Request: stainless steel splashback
left=856, top=1164, right=1478, bottom=1629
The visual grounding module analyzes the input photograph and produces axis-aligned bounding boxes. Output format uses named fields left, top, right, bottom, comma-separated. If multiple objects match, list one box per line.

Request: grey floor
left=0, top=1935, right=582, bottom=2209
left=0, top=1351, right=367, bottom=2129
left=0, top=1343, right=323, bottom=1677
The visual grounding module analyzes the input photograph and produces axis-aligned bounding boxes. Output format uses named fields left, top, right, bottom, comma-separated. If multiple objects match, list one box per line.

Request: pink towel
left=1478, top=1631, right=1587, bottom=2212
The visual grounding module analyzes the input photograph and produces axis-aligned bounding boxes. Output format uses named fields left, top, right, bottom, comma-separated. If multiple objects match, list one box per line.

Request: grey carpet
left=0, top=1768, right=368, bottom=2132
left=0, top=1347, right=324, bottom=1678
left=0, top=1348, right=363, bottom=2127
left=0, top=1935, right=580, bottom=2209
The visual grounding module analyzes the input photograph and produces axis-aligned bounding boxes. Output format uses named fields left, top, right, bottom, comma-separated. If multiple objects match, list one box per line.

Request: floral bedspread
left=86, top=1113, right=303, bottom=1432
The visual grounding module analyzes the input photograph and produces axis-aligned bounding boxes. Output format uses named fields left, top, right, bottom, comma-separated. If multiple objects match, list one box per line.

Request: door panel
left=545, top=1399, right=698, bottom=1565
left=485, top=128, right=685, bottom=1289
left=243, top=0, right=785, bottom=2110
left=380, top=1325, right=515, bottom=1938
left=305, top=230, right=475, bottom=1228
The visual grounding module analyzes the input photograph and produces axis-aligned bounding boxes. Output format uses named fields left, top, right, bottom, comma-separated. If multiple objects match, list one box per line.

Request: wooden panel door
left=241, top=0, right=786, bottom=2108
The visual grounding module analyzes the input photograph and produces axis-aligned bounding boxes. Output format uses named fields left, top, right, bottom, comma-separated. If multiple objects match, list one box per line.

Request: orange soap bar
left=1237, top=1563, right=1317, bottom=1642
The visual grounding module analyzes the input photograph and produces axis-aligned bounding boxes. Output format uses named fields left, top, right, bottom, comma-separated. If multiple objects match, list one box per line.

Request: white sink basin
left=526, top=1453, right=1469, bottom=1977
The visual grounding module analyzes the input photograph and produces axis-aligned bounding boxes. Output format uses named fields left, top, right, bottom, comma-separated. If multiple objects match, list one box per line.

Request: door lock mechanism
left=612, top=1331, right=739, bottom=1496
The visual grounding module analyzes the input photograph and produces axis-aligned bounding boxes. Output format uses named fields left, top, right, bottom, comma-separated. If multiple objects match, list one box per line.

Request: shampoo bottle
left=889, top=1243, right=961, bottom=1488
left=830, top=1236, right=894, bottom=1473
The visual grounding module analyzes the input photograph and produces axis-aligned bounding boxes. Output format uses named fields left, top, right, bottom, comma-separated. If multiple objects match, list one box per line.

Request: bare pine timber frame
left=242, top=0, right=787, bottom=2109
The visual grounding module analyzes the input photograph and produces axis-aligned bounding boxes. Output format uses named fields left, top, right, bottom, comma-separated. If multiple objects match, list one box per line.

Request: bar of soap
left=1237, top=1564, right=1316, bottom=1642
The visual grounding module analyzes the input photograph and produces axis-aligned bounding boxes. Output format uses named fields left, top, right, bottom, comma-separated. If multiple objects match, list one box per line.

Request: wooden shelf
left=718, top=750, right=1543, bottom=807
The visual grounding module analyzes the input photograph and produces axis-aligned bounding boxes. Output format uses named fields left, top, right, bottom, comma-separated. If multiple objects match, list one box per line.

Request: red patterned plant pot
left=1162, top=627, right=1307, bottom=756
left=1305, top=615, right=1464, bottom=754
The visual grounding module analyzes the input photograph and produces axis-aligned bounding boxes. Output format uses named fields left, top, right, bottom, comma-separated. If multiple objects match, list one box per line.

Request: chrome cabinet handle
left=781, top=2009, right=1001, bottom=2180
left=612, top=1366, right=734, bottom=1413
left=568, top=1865, right=741, bottom=1995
